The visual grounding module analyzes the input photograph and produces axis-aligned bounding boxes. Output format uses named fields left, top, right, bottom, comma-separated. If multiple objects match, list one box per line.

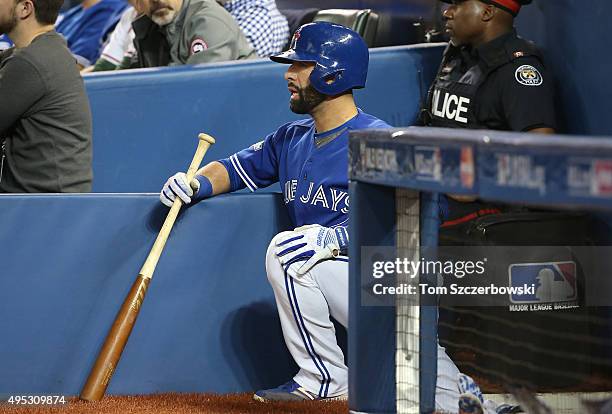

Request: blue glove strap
left=192, top=175, right=213, bottom=203
left=334, top=227, right=349, bottom=255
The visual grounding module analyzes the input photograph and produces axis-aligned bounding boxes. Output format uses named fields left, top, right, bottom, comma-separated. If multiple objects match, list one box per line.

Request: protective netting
left=396, top=188, right=421, bottom=414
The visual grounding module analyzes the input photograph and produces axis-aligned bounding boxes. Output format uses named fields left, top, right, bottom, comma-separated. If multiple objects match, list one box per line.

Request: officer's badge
left=515, top=64, right=543, bottom=86
left=251, top=140, right=264, bottom=151
left=190, top=38, right=208, bottom=55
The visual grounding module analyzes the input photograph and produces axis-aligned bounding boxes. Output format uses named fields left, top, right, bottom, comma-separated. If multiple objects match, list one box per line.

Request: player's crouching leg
left=265, top=231, right=295, bottom=290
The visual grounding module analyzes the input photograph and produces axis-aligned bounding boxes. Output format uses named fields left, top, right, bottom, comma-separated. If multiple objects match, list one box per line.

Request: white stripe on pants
left=266, top=233, right=349, bottom=398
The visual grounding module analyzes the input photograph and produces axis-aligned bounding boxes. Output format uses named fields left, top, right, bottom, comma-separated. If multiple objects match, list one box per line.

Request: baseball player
left=160, top=21, right=462, bottom=410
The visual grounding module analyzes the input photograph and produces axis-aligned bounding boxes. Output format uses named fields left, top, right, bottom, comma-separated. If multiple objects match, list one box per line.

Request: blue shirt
left=55, top=0, right=127, bottom=66
left=219, top=110, right=391, bottom=228
left=0, top=35, right=12, bottom=50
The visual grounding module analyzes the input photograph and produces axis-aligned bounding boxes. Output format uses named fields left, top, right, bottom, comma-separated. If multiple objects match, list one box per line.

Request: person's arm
left=449, top=59, right=556, bottom=202
left=89, top=57, right=118, bottom=72
left=501, top=57, right=557, bottom=132
left=181, top=10, right=253, bottom=65
left=159, top=160, right=230, bottom=206
left=62, top=11, right=119, bottom=67
left=0, top=55, right=45, bottom=134
left=198, top=161, right=230, bottom=195
left=92, top=7, right=137, bottom=72
left=160, top=130, right=282, bottom=206
left=528, top=127, right=555, bottom=134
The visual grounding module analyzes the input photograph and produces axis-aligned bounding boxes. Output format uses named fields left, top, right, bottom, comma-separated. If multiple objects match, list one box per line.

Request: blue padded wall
left=515, top=0, right=612, bottom=235
left=0, top=194, right=295, bottom=396
left=516, top=0, right=612, bottom=136
left=84, top=44, right=444, bottom=193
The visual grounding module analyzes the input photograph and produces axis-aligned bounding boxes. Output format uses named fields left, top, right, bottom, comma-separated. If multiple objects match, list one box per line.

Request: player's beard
left=0, top=6, right=18, bottom=36
left=290, top=84, right=327, bottom=115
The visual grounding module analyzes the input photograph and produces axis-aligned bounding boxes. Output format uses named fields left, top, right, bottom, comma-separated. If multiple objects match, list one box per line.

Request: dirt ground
left=0, top=393, right=348, bottom=414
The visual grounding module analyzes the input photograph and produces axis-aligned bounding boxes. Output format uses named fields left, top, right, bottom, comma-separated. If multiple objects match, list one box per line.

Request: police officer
left=422, top=0, right=556, bottom=222
left=425, top=3, right=593, bottom=410
left=424, top=0, right=555, bottom=134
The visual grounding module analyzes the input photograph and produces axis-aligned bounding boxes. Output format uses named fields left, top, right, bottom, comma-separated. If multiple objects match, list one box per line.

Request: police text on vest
left=432, top=89, right=470, bottom=124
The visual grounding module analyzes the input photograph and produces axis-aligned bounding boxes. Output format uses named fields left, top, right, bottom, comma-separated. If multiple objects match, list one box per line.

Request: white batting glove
left=160, top=172, right=200, bottom=207
left=274, top=224, right=349, bottom=275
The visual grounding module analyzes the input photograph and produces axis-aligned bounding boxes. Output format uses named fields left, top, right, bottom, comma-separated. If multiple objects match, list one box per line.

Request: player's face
left=443, top=0, right=487, bottom=46
left=0, top=0, right=18, bottom=36
left=139, top=0, right=182, bottom=26
left=285, top=61, right=326, bottom=115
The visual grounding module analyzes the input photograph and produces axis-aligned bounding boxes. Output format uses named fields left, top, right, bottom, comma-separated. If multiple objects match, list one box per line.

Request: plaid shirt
left=223, top=0, right=289, bottom=57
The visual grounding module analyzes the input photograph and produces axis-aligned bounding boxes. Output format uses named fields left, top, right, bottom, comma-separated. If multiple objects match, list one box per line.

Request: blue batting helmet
left=270, top=21, right=369, bottom=96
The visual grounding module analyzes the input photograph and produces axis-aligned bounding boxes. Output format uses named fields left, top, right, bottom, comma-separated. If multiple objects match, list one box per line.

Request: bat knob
left=198, top=133, right=216, bottom=145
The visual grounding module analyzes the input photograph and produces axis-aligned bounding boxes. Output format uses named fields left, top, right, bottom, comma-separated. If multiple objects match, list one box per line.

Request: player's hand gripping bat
left=79, top=133, right=216, bottom=401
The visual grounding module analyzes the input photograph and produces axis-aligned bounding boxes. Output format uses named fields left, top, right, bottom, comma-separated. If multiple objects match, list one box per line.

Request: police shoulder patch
left=515, top=64, right=543, bottom=86
left=251, top=140, right=264, bottom=151
left=190, top=37, right=208, bottom=55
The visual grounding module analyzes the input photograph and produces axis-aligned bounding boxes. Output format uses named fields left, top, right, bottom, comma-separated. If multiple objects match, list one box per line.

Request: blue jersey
left=56, top=0, right=127, bottom=66
left=219, top=110, right=391, bottom=228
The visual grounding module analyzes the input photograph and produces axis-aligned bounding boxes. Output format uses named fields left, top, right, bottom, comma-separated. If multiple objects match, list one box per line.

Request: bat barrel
left=80, top=275, right=150, bottom=401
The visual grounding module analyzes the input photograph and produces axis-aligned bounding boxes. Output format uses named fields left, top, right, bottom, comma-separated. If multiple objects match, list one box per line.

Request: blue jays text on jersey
left=218, top=110, right=391, bottom=228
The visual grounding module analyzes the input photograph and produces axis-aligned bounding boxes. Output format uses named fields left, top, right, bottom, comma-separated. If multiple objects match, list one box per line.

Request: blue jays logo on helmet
left=270, top=21, right=369, bottom=96
left=289, top=29, right=301, bottom=50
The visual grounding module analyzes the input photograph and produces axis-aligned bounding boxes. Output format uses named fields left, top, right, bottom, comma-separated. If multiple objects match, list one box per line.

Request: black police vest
left=423, top=36, right=543, bottom=129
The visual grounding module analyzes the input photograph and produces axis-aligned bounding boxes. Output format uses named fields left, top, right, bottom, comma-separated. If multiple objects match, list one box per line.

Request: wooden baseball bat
left=80, top=133, right=216, bottom=401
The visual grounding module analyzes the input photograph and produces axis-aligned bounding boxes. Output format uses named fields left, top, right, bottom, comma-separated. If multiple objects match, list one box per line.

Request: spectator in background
left=0, top=34, right=10, bottom=50
left=127, top=0, right=256, bottom=68
left=87, top=0, right=282, bottom=72
left=56, top=0, right=128, bottom=68
left=218, top=0, right=288, bottom=57
left=87, top=0, right=140, bottom=71
left=0, top=0, right=93, bottom=192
